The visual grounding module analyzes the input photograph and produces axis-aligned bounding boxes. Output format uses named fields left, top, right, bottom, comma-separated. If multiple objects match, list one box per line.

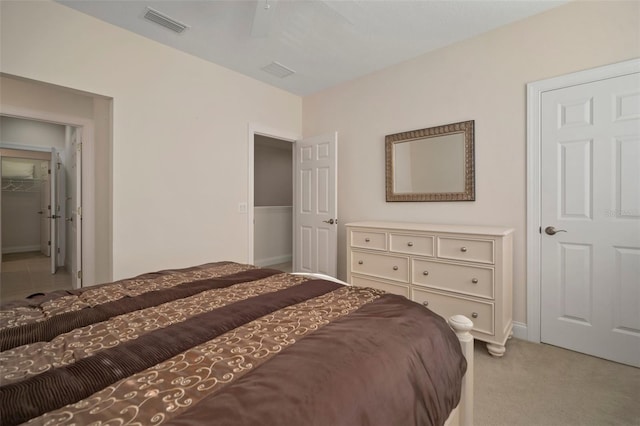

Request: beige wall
left=254, top=136, right=293, bottom=207
left=92, top=96, right=113, bottom=283
left=1, top=0, right=301, bottom=280
left=303, top=1, right=640, bottom=325
left=0, top=75, right=95, bottom=120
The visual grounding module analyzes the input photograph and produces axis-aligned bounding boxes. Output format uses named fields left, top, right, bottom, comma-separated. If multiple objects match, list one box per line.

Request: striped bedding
left=0, top=261, right=466, bottom=426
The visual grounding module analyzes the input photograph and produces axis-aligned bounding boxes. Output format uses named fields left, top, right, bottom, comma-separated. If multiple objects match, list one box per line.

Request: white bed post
left=448, top=315, right=474, bottom=426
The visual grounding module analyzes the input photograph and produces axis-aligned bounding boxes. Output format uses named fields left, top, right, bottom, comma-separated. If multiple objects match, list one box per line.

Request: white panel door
left=39, top=161, right=51, bottom=257
left=55, top=151, right=66, bottom=270
left=49, top=148, right=57, bottom=274
left=69, top=128, right=82, bottom=289
left=294, top=132, right=338, bottom=276
left=541, top=72, right=640, bottom=367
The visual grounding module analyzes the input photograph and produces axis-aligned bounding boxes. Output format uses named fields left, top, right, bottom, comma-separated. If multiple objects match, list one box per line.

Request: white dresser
left=346, top=221, right=514, bottom=357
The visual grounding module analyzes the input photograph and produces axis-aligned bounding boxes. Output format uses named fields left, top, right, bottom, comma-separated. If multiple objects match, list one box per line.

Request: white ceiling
left=57, top=0, right=567, bottom=96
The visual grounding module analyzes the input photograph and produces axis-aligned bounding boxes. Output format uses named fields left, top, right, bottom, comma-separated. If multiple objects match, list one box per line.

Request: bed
left=0, top=261, right=474, bottom=426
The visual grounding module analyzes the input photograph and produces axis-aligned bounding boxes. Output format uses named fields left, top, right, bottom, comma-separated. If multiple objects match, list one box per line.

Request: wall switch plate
left=238, top=202, right=247, bottom=213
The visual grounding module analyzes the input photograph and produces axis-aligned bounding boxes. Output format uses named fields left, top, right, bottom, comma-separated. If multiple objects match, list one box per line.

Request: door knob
left=323, top=219, right=336, bottom=225
left=545, top=226, right=567, bottom=235
left=66, top=217, right=73, bottom=222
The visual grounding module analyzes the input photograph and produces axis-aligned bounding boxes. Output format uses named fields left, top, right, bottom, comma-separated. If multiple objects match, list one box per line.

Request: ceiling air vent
left=261, top=61, right=296, bottom=78
left=143, top=8, right=188, bottom=34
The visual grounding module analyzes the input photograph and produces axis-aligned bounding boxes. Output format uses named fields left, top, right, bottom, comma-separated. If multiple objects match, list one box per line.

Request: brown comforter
left=0, top=262, right=466, bottom=426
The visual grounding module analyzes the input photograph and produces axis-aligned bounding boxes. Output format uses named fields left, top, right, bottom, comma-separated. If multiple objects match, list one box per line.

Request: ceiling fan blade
left=251, top=0, right=278, bottom=38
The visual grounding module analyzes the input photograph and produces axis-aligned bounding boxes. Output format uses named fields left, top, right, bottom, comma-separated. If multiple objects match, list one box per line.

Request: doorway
left=527, top=59, right=640, bottom=367
left=248, top=125, right=339, bottom=277
left=253, top=135, right=294, bottom=272
left=1, top=73, right=113, bottom=288
left=0, top=115, right=82, bottom=302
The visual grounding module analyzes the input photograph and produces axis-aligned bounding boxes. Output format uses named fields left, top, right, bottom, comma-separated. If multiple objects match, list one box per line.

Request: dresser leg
left=486, top=343, right=506, bottom=357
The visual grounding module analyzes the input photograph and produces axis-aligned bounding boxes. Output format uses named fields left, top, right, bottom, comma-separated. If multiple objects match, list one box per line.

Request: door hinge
left=48, top=240, right=51, bottom=246
left=57, top=162, right=61, bottom=170
left=76, top=142, right=82, bottom=152
left=48, top=169, right=51, bottom=175
left=77, top=270, right=83, bottom=280
left=77, top=206, right=82, bottom=218
left=57, top=248, right=61, bottom=254
left=539, top=226, right=542, bottom=234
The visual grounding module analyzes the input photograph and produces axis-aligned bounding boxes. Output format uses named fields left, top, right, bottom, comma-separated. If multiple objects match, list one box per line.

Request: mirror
left=385, top=120, right=475, bottom=201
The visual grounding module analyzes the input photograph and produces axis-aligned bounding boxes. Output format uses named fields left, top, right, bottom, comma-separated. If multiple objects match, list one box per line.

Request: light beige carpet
left=474, top=338, right=640, bottom=426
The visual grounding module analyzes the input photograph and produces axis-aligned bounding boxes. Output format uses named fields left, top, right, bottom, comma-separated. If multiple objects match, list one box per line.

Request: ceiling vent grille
left=143, top=8, right=188, bottom=34
left=261, top=61, right=296, bottom=78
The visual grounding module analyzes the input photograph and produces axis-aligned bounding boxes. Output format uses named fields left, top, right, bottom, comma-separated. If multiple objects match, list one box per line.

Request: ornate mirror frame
left=385, top=120, right=475, bottom=202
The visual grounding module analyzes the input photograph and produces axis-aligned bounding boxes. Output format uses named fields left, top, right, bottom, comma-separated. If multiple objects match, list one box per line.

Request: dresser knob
left=423, top=271, right=429, bottom=276
left=393, top=266, right=398, bottom=271
left=422, top=301, right=429, bottom=307
left=471, top=312, right=478, bottom=318
left=461, top=247, right=468, bottom=252
left=365, top=238, right=370, bottom=242
left=358, top=260, right=363, bottom=265
left=471, top=278, right=478, bottom=284
left=407, top=242, right=413, bottom=247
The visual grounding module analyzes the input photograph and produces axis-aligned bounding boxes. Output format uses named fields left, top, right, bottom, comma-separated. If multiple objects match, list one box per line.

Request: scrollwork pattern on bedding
left=26, top=286, right=382, bottom=426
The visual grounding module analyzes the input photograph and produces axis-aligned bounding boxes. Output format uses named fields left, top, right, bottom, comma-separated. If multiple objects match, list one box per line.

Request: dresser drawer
left=412, top=259, right=494, bottom=299
left=437, top=237, right=494, bottom=264
left=351, top=275, right=410, bottom=298
left=351, top=251, right=409, bottom=283
left=389, top=233, right=434, bottom=257
left=350, top=230, right=387, bottom=251
left=412, top=288, right=494, bottom=335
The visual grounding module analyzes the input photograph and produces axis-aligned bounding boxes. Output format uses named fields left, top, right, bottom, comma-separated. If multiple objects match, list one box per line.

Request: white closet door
left=540, top=72, right=640, bottom=367
left=69, top=128, right=83, bottom=289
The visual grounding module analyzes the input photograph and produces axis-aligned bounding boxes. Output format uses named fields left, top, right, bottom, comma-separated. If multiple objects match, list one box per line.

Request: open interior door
left=69, top=128, right=82, bottom=289
left=49, top=147, right=58, bottom=274
left=294, top=132, right=338, bottom=276
left=55, top=151, right=66, bottom=271
left=39, top=161, right=50, bottom=258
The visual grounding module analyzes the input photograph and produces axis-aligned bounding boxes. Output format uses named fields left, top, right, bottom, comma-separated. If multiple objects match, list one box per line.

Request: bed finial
left=449, top=315, right=473, bottom=336
left=448, top=315, right=474, bottom=426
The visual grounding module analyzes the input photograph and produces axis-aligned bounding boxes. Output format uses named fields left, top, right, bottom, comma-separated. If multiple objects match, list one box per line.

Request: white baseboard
left=254, top=254, right=292, bottom=267
left=2, top=245, right=41, bottom=254
left=511, top=321, right=528, bottom=340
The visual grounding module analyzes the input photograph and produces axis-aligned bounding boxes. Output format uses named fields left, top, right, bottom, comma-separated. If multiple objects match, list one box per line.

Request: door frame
left=525, top=58, right=640, bottom=343
left=247, top=123, right=301, bottom=265
left=0, top=105, right=95, bottom=286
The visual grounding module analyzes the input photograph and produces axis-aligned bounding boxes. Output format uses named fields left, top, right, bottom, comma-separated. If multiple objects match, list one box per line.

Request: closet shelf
left=1, top=178, right=44, bottom=193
